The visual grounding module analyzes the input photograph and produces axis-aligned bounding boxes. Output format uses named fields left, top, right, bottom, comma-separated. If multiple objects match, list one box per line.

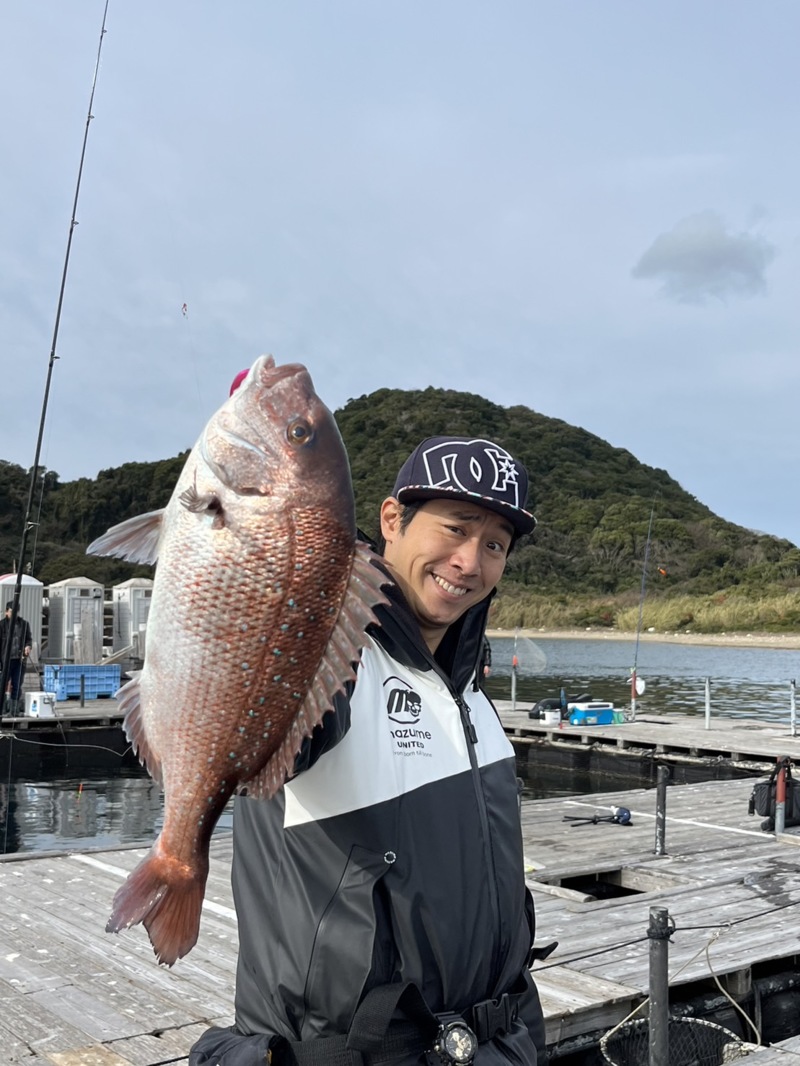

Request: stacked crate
left=43, top=664, right=121, bottom=701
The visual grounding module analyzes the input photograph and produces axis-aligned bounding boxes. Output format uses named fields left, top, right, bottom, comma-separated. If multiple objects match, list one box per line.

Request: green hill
left=2, top=387, right=799, bottom=633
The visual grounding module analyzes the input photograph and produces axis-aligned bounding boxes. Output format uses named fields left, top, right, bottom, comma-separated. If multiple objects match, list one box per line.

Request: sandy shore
left=486, top=627, right=800, bottom=650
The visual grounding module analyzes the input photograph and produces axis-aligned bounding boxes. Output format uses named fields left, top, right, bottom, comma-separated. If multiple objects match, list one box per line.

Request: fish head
left=200, top=355, right=354, bottom=530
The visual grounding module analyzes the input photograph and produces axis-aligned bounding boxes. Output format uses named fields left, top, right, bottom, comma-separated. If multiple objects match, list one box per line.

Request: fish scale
left=88, top=355, right=389, bottom=965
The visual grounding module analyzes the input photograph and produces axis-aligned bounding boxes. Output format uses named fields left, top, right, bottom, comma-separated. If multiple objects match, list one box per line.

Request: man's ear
left=379, top=497, right=403, bottom=547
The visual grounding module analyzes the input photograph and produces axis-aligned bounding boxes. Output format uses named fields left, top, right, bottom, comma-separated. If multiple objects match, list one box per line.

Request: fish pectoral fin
left=247, top=542, right=391, bottom=800
left=117, top=676, right=164, bottom=786
left=87, top=510, right=164, bottom=564
left=178, top=485, right=225, bottom=529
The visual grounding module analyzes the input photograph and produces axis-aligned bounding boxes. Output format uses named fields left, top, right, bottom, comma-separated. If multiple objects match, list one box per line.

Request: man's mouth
left=433, top=575, right=468, bottom=597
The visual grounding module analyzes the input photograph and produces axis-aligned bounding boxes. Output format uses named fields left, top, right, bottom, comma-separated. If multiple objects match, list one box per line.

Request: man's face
left=380, top=497, right=513, bottom=652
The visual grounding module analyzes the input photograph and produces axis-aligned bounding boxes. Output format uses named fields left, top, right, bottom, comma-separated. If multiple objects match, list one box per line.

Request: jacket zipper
left=453, top=687, right=504, bottom=981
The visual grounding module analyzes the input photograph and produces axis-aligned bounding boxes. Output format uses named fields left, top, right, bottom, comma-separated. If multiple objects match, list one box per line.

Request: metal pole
left=704, top=677, right=711, bottom=730
left=654, top=764, right=669, bottom=856
left=790, top=680, right=796, bottom=739
left=648, top=907, right=670, bottom=1066
left=511, top=632, right=518, bottom=711
left=630, top=669, right=637, bottom=721
left=775, top=758, right=787, bottom=837
left=80, top=673, right=85, bottom=709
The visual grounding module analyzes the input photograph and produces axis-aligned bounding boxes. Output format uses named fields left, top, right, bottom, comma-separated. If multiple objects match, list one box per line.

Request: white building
left=47, top=576, right=104, bottom=662
left=112, top=577, right=153, bottom=653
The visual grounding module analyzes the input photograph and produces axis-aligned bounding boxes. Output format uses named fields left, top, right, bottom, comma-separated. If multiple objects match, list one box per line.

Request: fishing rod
left=629, top=495, right=658, bottom=719
left=1, top=2, right=111, bottom=710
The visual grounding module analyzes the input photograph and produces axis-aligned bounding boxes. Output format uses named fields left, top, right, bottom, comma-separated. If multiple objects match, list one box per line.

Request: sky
left=1, top=2, right=798, bottom=546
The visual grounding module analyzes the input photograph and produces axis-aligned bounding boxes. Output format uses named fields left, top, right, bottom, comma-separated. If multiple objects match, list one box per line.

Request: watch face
left=443, top=1024, right=477, bottom=1063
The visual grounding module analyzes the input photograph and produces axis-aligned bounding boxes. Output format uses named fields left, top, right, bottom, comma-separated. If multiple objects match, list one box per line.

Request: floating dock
left=497, top=704, right=800, bottom=770
left=1, top=773, right=800, bottom=1063
left=0, top=700, right=132, bottom=778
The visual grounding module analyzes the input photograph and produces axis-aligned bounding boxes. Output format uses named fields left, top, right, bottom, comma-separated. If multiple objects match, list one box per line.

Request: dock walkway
left=498, top=703, right=800, bottom=769
left=1, top=771, right=800, bottom=1063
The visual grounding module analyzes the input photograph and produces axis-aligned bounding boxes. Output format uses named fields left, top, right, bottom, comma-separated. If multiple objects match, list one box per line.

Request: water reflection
left=0, top=769, right=233, bottom=856
left=485, top=636, right=800, bottom=721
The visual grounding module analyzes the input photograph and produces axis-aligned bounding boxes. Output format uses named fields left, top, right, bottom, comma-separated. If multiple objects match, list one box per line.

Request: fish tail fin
left=106, top=841, right=208, bottom=966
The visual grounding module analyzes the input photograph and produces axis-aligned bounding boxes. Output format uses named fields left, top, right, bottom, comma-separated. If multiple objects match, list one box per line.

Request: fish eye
left=287, top=418, right=314, bottom=447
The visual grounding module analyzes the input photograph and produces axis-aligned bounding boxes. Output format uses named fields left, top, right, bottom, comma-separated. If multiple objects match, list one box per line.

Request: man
left=481, top=637, right=493, bottom=679
left=191, top=436, right=546, bottom=1066
left=1, top=601, right=32, bottom=715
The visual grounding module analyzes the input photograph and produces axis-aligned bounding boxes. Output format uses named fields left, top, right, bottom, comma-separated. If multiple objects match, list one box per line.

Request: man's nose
left=451, top=538, right=481, bottom=574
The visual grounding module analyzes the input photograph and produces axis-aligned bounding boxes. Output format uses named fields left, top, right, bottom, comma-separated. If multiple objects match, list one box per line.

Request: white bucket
left=25, top=692, right=57, bottom=718
left=542, top=709, right=561, bottom=726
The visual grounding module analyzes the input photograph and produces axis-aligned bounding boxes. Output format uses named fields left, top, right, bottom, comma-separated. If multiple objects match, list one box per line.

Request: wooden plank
left=107, top=1021, right=229, bottom=1066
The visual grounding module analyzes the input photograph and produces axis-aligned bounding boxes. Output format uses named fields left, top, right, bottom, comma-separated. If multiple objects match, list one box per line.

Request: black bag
left=749, top=761, right=800, bottom=831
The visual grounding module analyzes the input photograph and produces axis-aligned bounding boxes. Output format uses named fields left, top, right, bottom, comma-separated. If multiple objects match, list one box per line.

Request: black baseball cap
left=392, top=436, right=536, bottom=535
left=5, top=601, right=12, bottom=611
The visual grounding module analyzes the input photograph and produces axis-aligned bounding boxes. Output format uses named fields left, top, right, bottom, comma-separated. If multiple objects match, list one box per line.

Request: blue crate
left=44, top=664, right=121, bottom=701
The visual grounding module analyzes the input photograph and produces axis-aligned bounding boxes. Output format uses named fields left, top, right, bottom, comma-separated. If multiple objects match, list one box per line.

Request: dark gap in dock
left=513, top=740, right=763, bottom=800
left=558, top=870, right=642, bottom=901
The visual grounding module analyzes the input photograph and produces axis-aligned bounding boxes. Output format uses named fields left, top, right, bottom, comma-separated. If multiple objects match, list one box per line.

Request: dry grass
left=493, top=588, right=800, bottom=634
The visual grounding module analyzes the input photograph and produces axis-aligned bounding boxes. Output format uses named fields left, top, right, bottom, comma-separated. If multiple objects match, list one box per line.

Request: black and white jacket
left=190, top=582, right=545, bottom=1065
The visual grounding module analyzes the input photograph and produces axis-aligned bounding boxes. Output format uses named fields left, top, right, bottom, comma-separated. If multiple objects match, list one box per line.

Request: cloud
left=632, top=211, right=776, bottom=304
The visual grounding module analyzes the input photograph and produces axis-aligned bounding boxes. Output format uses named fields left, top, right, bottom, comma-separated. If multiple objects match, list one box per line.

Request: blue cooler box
left=569, top=703, right=615, bottom=726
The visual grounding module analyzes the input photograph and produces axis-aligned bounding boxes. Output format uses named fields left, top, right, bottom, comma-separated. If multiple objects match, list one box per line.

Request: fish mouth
left=200, top=354, right=328, bottom=497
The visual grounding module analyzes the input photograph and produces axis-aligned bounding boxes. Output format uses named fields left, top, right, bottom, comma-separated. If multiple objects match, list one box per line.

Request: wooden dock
left=0, top=699, right=131, bottom=778
left=1, top=771, right=800, bottom=1063
left=497, top=703, right=800, bottom=770
left=524, top=777, right=800, bottom=1058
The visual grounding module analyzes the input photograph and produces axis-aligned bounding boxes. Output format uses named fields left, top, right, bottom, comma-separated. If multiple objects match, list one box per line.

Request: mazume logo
left=384, top=676, right=432, bottom=755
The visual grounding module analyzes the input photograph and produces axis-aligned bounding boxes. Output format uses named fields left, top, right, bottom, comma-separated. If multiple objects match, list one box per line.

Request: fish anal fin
left=117, top=676, right=164, bottom=786
left=87, top=510, right=164, bottom=565
left=245, top=542, right=390, bottom=800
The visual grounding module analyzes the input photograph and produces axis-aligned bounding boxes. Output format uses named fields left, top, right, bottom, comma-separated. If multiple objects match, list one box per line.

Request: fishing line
left=0, top=731, right=133, bottom=759
left=533, top=895, right=800, bottom=974
left=0, top=0, right=111, bottom=702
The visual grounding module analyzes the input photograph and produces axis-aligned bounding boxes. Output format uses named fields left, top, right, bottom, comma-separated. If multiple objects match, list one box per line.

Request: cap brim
left=395, top=485, right=536, bottom=535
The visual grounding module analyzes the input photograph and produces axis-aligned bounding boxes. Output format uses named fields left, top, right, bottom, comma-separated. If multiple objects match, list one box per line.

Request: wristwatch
left=432, top=1015, right=479, bottom=1065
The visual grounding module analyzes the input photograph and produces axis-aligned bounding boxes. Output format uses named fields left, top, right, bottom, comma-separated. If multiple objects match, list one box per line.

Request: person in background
left=1, top=601, right=32, bottom=715
left=190, top=432, right=547, bottom=1066
left=481, top=636, right=493, bottom=678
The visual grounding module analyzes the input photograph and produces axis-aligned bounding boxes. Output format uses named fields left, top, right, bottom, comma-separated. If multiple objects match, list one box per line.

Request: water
left=1, top=638, right=795, bottom=854
left=485, top=634, right=800, bottom=722
left=0, top=767, right=233, bottom=857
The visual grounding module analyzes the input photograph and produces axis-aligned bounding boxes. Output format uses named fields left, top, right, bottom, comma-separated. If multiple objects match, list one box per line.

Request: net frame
left=599, top=1015, right=759, bottom=1066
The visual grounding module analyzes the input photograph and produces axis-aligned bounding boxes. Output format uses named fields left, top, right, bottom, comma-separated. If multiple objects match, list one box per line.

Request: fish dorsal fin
left=243, top=542, right=390, bottom=800
left=117, top=675, right=164, bottom=786
left=86, top=509, right=164, bottom=565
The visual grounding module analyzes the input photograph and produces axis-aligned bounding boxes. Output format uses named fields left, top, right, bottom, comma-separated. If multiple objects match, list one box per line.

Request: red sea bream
left=87, top=356, right=387, bottom=965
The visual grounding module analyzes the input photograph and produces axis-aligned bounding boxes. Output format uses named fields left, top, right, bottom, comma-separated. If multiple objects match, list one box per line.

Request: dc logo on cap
left=421, top=439, right=521, bottom=507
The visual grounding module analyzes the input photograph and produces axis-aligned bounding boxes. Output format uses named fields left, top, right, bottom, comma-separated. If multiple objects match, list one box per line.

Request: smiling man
left=191, top=436, right=547, bottom=1066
